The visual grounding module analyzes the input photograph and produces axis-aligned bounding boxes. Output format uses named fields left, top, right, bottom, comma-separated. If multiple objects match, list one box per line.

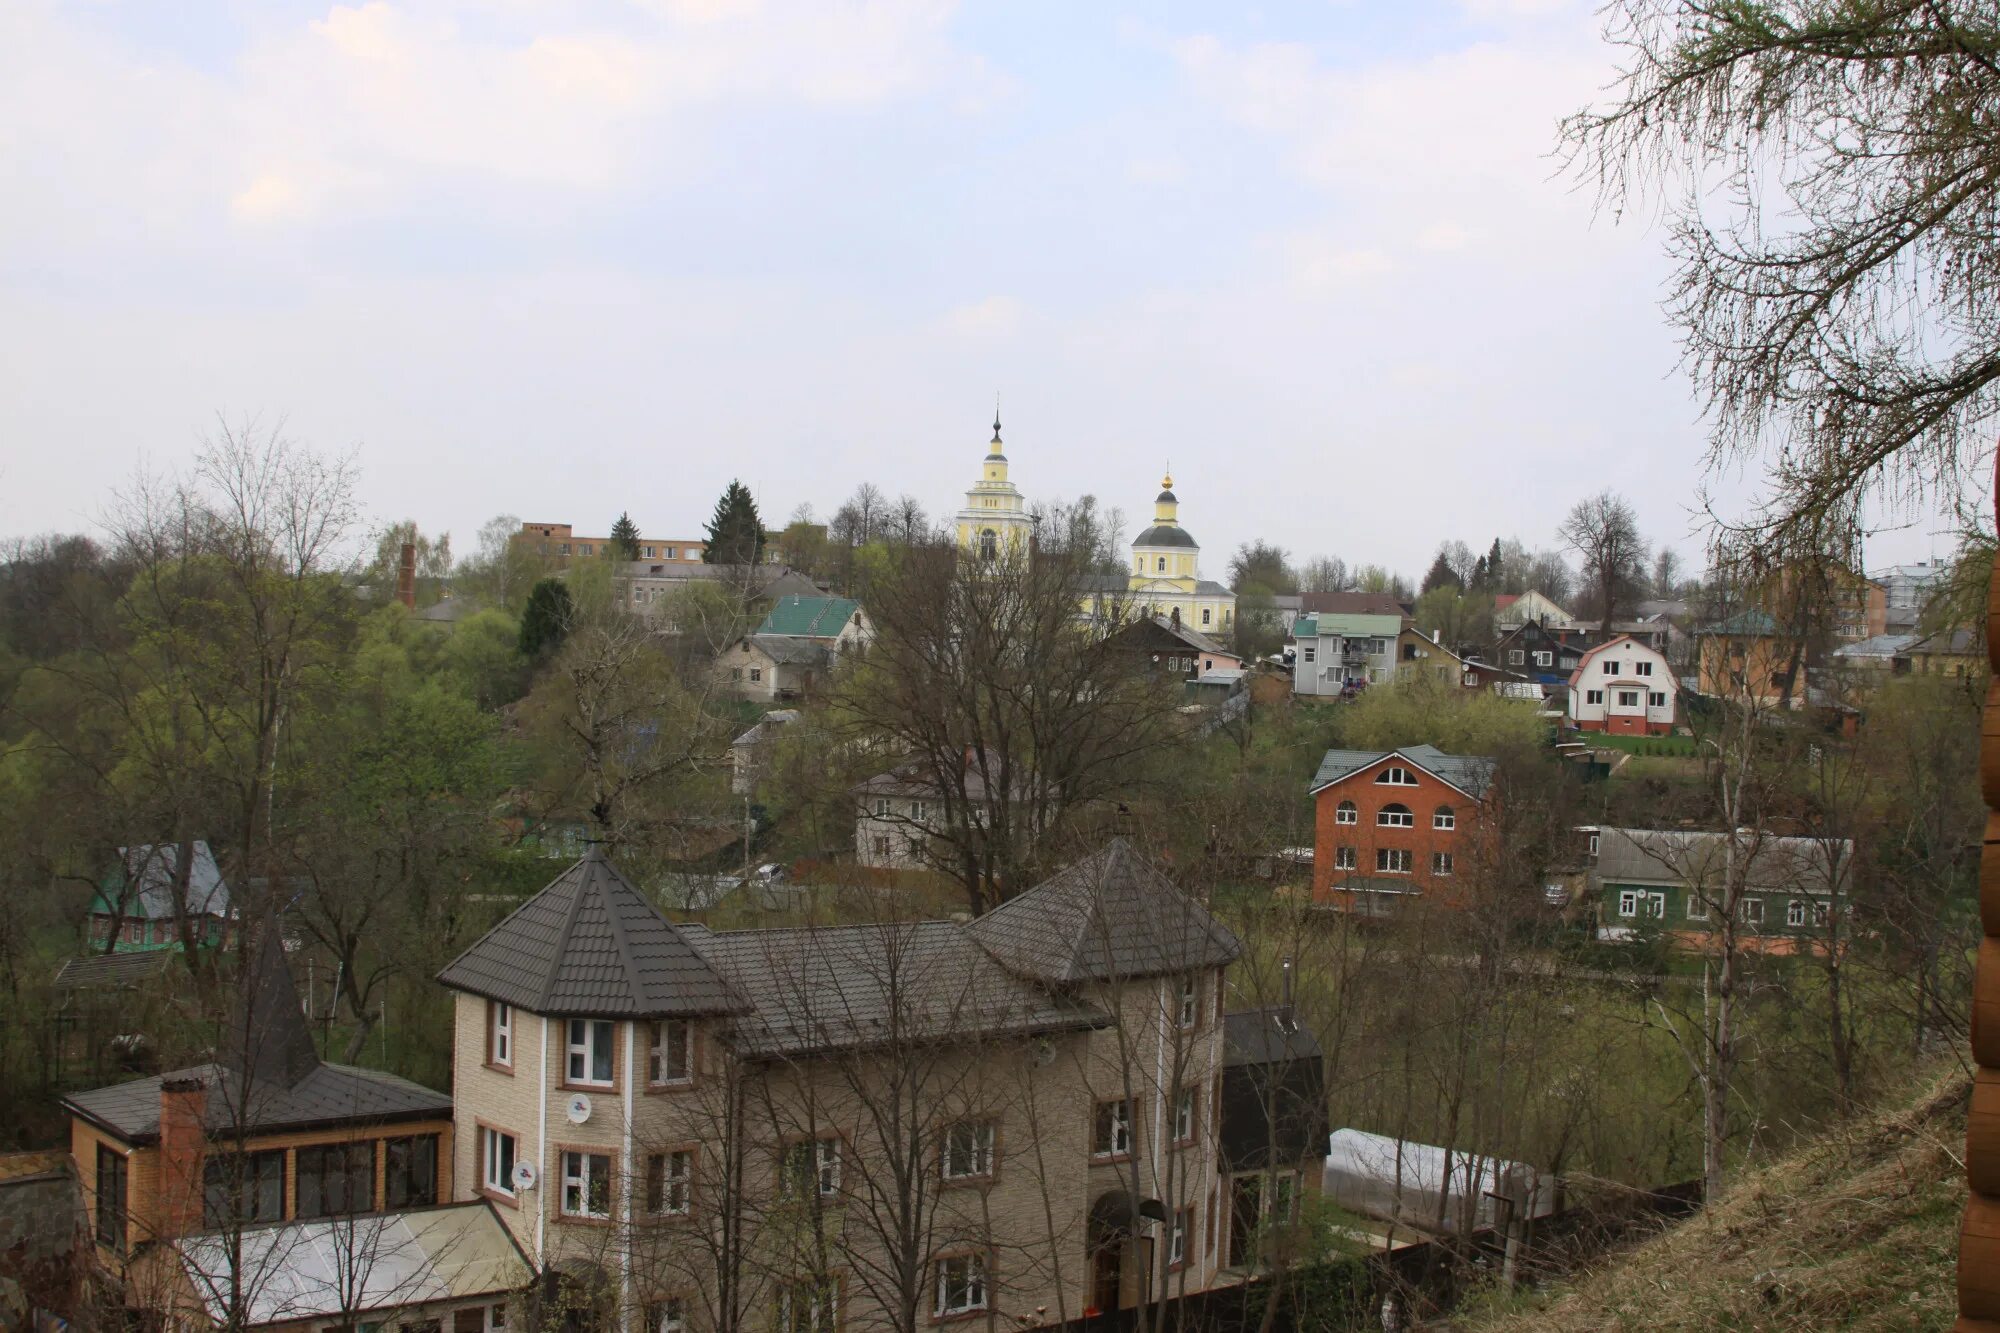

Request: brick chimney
left=157, top=1076, right=207, bottom=1239
left=396, top=542, right=417, bottom=610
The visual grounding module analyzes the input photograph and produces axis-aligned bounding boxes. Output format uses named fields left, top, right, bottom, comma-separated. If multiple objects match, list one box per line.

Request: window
left=641, top=545, right=655, bottom=558
left=95, top=1144, right=128, bottom=1250
left=942, top=1121, right=996, bottom=1180
left=650, top=1020, right=694, bottom=1086
left=489, top=1001, right=513, bottom=1068
left=1334, top=800, right=1357, bottom=825
left=1378, top=803, right=1414, bottom=828
left=1433, top=806, right=1455, bottom=830
left=1635, top=660, right=1653, bottom=676
left=730, top=667, right=743, bottom=681
left=1534, top=650, right=1552, bottom=668
left=1602, top=660, right=1619, bottom=674
left=1201, top=608, right=1212, bottom=626
left=1741, top=898, right=1765, bottom=924
left=566, top=1018, right=615, bottom=1087
left=783, top=1138, right=842, bottom=1199
left=1585, top=689, right=1604, bottom=705
left=1787, top=898, right=1808, bottom=927
left=749, top=668, right=763, bottom=683
left=561, top=1151, right=612, bottom=1218
left=1685, top=895, right=1710, bottom=921
left=1178, top=975, right=1199, bottom=1029
left=1377, top=848, right=1413, bottom=873
left=936, top=1254, right=988, bottom=1317
left=1157, top=556, right=1167, bottom=572
left=1174, top=1089, right=1196, bottom=1145
left=297, top=1142, right=376, bottom=1217
left=873, top=798, right=889, bottom=817
left=580, top=543, right=594, bottom=556
left=647, top=1150, right=694, bottom=1216
left=1617, top=690, right=1640, bottom=707
left=1169, top=1206, right=1192, bottom=1268
left=1272, top=1171, right=1302, bottom=1223
left=204, top=1149, right=286, bottom=1228
left=1617, top=890, right=1640, bottom=918
left=1508, top=649, right=1524, bottom=665
left=1376, top=766, right=1418, bottom=786
left=910, top=800, right=928, bottom=822
left=646, top=1298, right=686, bottom=1333
left=777, top=1278, right=838, bottom=1333
left=1303, top=646, right=1316, bottom=664
left=872, top=836, right=890, bottom=858
left=482, top=1127, right=517, bottom=1196
left=1334, top=845, right=1356, bottom=870
left=385, top=1134, right=439, bottom=1209
left=1093, top=1099, right=1134, bottom=1158
left=1432, top=852, right=1453, bottom=876
left=1649, top=691, right=1667, bottom=707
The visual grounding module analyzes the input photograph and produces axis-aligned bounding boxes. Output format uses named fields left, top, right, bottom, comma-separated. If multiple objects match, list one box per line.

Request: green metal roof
left=756, top=595, right=861, bottom=638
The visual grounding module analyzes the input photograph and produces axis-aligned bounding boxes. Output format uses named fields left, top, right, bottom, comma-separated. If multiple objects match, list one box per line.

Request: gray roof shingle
left=682, top=922, right=1106, bottom=1059
left=53, top=950, right=179, bottom=990
left=1307, top=744, right=1496, bottom=799
left=967, top=839, right=1241, bottom=984
left=62, top=1061, right=452, bottom=1145
left=436, top=849, right=746, bottom=1018
left=748, top=634, right=834, bottom=667
left=1593, top=827, right=1855, bottom=895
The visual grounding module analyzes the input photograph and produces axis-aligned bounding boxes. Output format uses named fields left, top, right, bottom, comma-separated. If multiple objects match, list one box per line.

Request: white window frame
left=1508, top=649, right=1524, bottom=665
left=1376, top=848, right=1412, bottom=874
left=935, top=1254, right=988, bottom=1317
left=1617, top=690, right=1640, bottom=707
left=777, top=1279, right=837, bottom=1333
left=1685, top=894, right=1710, bottom=921
left=566, top=1018, right=615, bottom=1087
left=785, top=1138, right=842, bottom=1198
left=1169, top=1210, right=1188, bottom=1266
left=1433, top=807, right=1455, bottom=831
left=1334, top=846, right=1356, bottom=870
left=481, top=1127, right=517, bottom=1197
left=1787, top=899, right=1808, bottom=927
left=1617, top=889, right=1641, bottom=918
left=1303, top=646, right=1316, bottom=664
left=491, top=1002, right=512, bottom=1067
left=1602, top=660, right=1618, bottom=675
left=1378, top=804, right=1414, bottom=828
left=942, top=1122, right=995, bottom=1180
left=1741, top=897, right=1765, bottom=924
left=1649, top=691, right=1667, bottom=707
left=1585, top=689, right=1604, bottom=705
left=648, top=1297, right=685, bottom=1333
left=485, top=1303, right=509, bottom=1333
left=1635, top=660, right=1653, bottom=676
left=649, top=1149, right=693, bottom=1216
left=560, top=1150, right=612, bottom=1219
left=1533, top=650, right=1552, bottom=667
left=1094, top=1099, right=1134, bottom=1158
left=1432, top=852, right=1453, bottom=876
left=649, top=1020, right=693, bottom=1087
left=1334, top=800, right=1357, bottom=825
left=1376, top=766, right=1418, bottom=786
left=1174, top=1089, right=1196, bottom=1143
left=1177, top=975, right=1199, bottom=1029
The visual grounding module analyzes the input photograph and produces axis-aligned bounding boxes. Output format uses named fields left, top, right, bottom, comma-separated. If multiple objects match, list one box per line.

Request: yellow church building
left=952, top=415, right=1236, bottom=636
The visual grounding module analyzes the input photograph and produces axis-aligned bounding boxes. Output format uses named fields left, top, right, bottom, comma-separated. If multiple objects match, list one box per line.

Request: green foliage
left=1233, top=582, right=1286, bottom=659
left=608, top=512, right=640, bottom=561
left=518, top=578, right=574, bottom=660
left=703, top=480, right=765, bottom=566
left=1338, top=674, right=1546, bottom=758
left=1228, top=540, right=1298, bottom=595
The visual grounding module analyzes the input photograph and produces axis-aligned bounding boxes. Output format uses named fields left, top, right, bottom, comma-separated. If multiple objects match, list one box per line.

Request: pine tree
left=703, top=480, right=765, bottom=566
left=608, top=512, right=640, bottom=560
left=1420, top=552, right=1462, bottom=595
left=1485, top=538, right=1504, bottom=589
left=519, top=577, right=574, bottom=659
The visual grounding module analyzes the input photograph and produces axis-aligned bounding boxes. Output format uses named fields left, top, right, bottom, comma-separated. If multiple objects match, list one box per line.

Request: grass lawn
left=1585, top=731, right=1699, bottom=757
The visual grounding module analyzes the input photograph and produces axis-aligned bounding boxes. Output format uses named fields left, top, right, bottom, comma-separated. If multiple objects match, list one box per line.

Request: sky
left=0, top=0, right=1961, bottom=581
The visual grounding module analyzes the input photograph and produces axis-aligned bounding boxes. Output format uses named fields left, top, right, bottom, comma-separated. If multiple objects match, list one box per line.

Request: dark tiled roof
left=1308, top=744, right=1496, bottom=799
left=682, top=922, right=1105, bottom=1059
left=53, top=950, right=179, bottom=990
left=437, top=850, right=745, bottom=1018
left=1223, top=1008, right=1324, bottom=1068
left=748, top=634, right=834, bottom=667
left=62, top=1061, right=452, bottom=1145
left=968, top=839, right=1241, bottom=984
left=851, top=748, right=1015, bottom=802
left=1133, top=524, right=1198, bottom=549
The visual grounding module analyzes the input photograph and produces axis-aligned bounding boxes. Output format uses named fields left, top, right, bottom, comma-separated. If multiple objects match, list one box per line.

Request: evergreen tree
left=702, top=480, right=765, bottom=566
left=1420, top=552, right=1463, bottom=595
left=608, top=512, right=640, bottom=560
left=1485, top=538, right=1504, bottom=589
left=519, top=577, right=574, bottom=659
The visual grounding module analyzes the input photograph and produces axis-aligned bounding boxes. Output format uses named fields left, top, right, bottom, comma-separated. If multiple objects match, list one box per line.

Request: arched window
left=979, top=529, right=997, bottom=560
left=1157, top=556, right=1167, bottom=572
left=1433, top=806, right=1455, bottom=831
left=1378, top=803, right=1414, bottom=828
left=1335, top=800, right=1358, bottom=826
left=1375, top=766, right=1418, bottom=786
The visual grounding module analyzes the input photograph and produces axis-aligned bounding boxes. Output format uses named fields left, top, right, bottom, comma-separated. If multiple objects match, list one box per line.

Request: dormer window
left=1376, top=766, right=1418, bottom=787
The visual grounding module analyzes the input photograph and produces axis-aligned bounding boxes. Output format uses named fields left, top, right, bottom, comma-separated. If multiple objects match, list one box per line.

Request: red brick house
left=1308, top=745, right=1495, bottom=915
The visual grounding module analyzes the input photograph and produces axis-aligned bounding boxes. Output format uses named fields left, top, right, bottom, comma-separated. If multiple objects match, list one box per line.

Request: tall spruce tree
left=518, top=577, right=574, bottom=659
left=703, top=481, right=765, bottom=566
left=608, top=512, right=640, bottom=560
left=1420, top=551, right=1462, bottom=595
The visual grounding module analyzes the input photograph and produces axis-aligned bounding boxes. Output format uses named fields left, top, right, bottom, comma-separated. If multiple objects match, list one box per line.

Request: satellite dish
left=513, top=1161, right=539, bottom=1191
left=566, top=1093, right=593, bottom=1125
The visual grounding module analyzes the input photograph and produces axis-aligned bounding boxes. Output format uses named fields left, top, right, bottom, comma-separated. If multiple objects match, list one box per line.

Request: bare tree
left=1558, top=491, right=1645, bottom=634
left=1297, top=556, right=1348, bottom=595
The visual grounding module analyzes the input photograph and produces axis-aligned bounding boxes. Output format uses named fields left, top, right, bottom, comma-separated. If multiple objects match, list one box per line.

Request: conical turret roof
left=438, top=849, right=746, bottom=1018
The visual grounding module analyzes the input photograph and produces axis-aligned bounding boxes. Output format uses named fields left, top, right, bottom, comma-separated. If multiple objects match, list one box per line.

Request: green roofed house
left=1591, top=826, right=1854, bottom=953
left=717, top=596, right=873, bottom=701
left=755, top=594, right=870, bottom=648
left=89, top=842, right=235, bottom=954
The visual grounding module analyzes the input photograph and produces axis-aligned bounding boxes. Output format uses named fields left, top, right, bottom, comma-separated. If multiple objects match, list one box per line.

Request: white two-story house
left=1566, top=635, right=1678, bottom=736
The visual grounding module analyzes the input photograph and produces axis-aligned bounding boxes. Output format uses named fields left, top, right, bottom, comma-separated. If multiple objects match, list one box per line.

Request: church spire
left=989, top=402, right=1004, bottom=457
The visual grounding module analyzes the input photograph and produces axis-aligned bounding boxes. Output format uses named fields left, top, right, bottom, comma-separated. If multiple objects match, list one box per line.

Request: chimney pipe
left=1280, top=957, right=1296, bottom=1031
left=157, top=1076, right=207, bottom=1239
left=396, top=541, right=417, bottom=609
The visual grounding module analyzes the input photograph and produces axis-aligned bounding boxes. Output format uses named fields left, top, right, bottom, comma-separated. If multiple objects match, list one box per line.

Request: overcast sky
left=0, top=0, right=1959, bottom=580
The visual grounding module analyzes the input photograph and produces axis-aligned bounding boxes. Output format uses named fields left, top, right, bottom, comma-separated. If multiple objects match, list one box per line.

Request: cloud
left=942, top=296, right=1023, bottom=336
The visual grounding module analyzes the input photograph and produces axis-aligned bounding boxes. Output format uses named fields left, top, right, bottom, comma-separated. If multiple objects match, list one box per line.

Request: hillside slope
left=1457, top=1068, right=1969, bottom=1332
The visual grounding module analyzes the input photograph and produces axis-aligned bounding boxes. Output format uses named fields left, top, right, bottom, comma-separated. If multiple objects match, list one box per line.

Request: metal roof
left=1307, top=744, right=1495, bottom=799
left=682, top=921, right=1106, bottom=1059
left=96, top=842, right=231, bottom=920
left=1223, top=1008, right=1324, bottom=1067
left=1593, top=827, right=1855, bottom=895
left=1133, top=524, right=1198, bottom=549
left=53, top=949, right=179, bottom=990
left=747, top=634, right=834, bottom=667
left=436, top=849, right=747, bottom=1018
left=62, top=1061, right=452, bottom=1145
left=756, top=595, right=862, bottom=639
left=176, top=1201, right=530, bottom=1327
left=1699, top=609, right=1781, bottom=637
left=967, top=838, right=1242, bottom=984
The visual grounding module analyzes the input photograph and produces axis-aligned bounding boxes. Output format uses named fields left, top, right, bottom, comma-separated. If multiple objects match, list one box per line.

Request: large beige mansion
left=437, top=840, right=1321, bottom=1331
left=952, top=418, right=1238, bottom=637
